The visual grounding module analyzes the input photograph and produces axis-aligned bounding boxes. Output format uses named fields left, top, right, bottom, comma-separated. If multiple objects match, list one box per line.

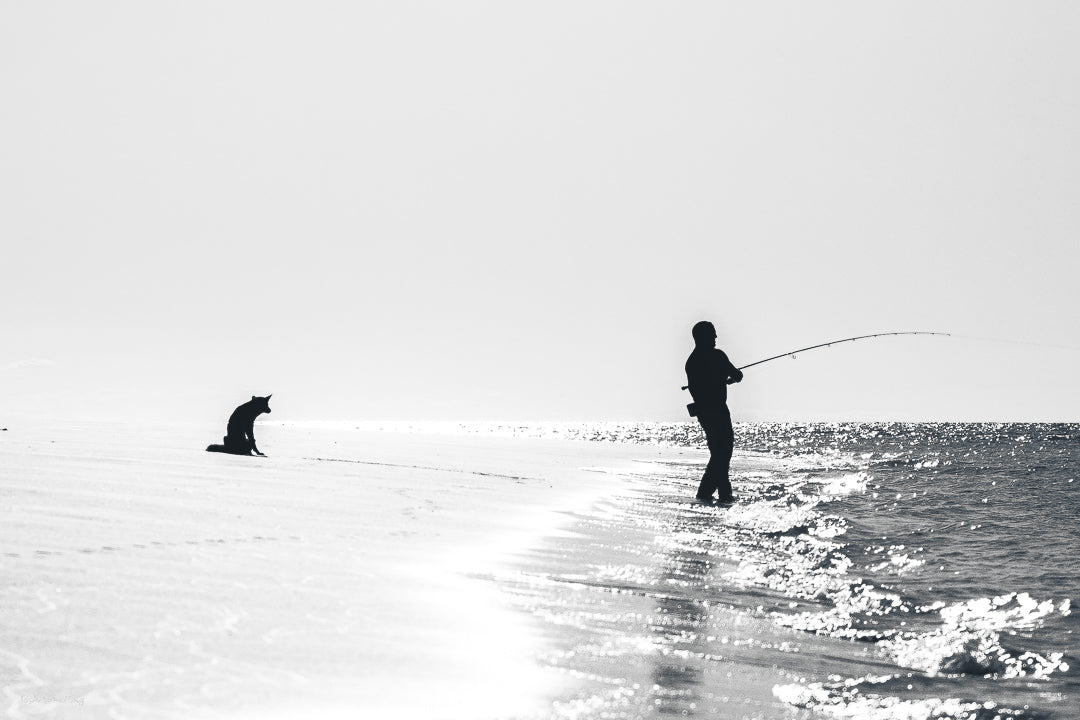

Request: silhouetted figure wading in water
left=685, top=322, right=742, bottom=503
left=206, top=395, right=272, bottom=456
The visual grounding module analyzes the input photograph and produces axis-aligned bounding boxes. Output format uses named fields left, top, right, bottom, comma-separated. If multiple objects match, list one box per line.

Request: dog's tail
left=207, top=436, right=229, bottom=453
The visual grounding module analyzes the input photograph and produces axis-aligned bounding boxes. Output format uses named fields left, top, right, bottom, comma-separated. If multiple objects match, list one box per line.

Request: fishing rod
left=737, top=331, right=950, bottom=370
left=680, top=331, right=950, bottom=390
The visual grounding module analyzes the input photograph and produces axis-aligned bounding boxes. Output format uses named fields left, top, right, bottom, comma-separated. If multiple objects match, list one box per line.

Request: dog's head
left=251, top=394, right=272, bottom=416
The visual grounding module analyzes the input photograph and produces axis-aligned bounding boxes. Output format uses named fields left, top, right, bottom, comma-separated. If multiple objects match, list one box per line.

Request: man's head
left=692, top=321, right=717, bottom=348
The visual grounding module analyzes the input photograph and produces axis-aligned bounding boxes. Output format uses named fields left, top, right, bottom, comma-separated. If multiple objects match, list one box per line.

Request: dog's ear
left=266, top=394, right=272, bottom=401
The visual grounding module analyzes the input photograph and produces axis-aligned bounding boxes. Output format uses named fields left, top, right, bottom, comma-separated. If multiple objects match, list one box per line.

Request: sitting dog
left=206, top=395, right=272, bottom=456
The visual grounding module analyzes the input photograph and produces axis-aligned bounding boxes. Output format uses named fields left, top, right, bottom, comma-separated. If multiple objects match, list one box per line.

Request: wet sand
left=0, top=421, right=726, bottom=718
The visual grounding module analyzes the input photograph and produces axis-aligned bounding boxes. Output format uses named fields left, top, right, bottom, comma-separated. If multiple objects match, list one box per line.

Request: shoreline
left=4, top=422, right=1077, bottom=718
left=492, top=450, right=830, bottom=719
left=0, top=420, right=712, bottom=719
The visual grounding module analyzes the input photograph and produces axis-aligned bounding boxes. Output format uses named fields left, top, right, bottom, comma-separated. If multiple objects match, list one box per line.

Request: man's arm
left=684, top=356, right=699, bottom=401
left=724, top=354, right=743, bottom=384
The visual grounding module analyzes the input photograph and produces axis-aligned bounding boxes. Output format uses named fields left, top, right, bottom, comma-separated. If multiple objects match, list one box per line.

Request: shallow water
left=484, top=422, right=1080, bottom=719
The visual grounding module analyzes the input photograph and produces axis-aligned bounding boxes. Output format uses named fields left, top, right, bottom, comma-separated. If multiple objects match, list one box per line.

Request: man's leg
left=696, top=415, right=720, bottom=500
left=714, top=417, right=735, bottom=501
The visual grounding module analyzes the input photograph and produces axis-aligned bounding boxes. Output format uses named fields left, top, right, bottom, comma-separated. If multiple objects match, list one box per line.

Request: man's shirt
left=685, top=348, right=740, bottom=411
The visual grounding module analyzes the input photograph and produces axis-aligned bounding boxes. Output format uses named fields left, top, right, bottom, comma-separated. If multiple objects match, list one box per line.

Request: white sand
left=0, top=421, right=693, bottom=719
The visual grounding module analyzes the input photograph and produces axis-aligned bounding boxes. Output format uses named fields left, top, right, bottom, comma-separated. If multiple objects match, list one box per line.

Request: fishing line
left=951, top=334, right=1080, bottom=353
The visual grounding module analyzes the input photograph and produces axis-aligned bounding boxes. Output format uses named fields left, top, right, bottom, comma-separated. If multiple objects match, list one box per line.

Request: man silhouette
left=685, top=321, right=743, bottom=503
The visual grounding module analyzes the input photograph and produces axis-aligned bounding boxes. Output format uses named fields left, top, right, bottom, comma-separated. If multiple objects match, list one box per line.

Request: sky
left=2, top=1, right=1079, bottom=424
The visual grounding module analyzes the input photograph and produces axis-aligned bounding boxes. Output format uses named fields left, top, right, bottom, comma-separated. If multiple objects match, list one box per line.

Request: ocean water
left=485, top=422, right=1080, bottom=719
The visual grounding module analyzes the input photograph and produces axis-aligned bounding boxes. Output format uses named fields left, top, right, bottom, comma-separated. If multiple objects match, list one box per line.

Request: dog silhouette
left=206, top=395, right=272, bottom=456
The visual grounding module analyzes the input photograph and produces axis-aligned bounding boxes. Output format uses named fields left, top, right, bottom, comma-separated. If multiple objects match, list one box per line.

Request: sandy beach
left=7, top=419, right=1069, bottom=720
left=2, top=420, right=787, bottom=719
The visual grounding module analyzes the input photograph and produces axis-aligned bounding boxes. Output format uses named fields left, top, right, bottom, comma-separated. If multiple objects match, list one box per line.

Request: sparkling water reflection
left=488, top=422, right=1079, bottom=719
